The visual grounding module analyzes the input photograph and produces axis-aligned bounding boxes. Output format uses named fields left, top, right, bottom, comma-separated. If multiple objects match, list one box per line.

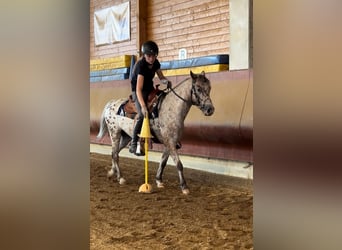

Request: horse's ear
left=190, top=70, right=196, bottom=79
left=200, top=71, right=205, bottom=76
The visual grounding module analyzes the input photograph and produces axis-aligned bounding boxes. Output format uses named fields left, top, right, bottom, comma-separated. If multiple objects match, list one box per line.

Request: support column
left=136, top=0, right=147, bottom=57
left=229, top=0, right=252, bottom=70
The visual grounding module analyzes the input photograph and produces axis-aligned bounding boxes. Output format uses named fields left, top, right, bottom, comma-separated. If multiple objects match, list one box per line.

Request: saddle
left=120, top=85, right=165, bottom=119
left=122, top=95, right=137, bottom=119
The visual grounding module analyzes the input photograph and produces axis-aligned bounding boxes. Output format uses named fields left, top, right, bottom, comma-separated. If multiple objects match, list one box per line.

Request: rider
left=129, top=40, right=171, bottom=155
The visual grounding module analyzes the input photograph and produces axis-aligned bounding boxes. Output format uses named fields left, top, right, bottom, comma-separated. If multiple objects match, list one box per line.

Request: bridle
left=167, top=78, right=208, bottom=108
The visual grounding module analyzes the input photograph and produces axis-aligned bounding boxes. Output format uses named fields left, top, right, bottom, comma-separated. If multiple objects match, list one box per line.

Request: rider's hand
left=162, top=79, right=172, bottom=88
left=141, top=106, right=148, bottom=117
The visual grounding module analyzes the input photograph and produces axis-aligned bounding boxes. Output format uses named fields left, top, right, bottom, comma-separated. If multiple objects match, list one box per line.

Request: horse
left=96, top=70, right=215, bottom=194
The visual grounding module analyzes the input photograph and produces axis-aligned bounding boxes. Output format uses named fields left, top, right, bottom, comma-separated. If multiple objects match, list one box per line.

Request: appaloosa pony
left=96, top=70, right=215, bottom=194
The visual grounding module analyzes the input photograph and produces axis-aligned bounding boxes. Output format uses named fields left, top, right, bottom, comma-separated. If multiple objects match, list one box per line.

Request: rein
left=167, top=78, right=191, bottom=103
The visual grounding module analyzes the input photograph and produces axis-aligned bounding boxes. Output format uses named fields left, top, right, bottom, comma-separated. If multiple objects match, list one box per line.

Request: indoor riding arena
left=90, top=0, right=253, bottom=249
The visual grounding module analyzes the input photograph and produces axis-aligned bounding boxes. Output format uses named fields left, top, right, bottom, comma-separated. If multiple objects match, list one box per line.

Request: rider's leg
left=129, top=114, right=143, bottom=154
left=129, top=91, right=145, bottom=155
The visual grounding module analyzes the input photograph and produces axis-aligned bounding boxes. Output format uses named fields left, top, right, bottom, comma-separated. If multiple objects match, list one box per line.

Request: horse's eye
left=196, top=87, right=202, bottom=93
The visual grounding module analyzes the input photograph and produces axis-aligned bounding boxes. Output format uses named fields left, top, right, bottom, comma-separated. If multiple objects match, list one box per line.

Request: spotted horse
left=96, top=71, right=215, bottom=194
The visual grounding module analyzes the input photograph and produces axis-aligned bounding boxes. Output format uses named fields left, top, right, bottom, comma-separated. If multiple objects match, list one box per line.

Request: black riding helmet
left=141, top=41, right=159, bottom=56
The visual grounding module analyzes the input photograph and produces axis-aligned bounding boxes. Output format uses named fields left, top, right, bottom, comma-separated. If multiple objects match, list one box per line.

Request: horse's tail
left=96, top=106, right=108, bottom=139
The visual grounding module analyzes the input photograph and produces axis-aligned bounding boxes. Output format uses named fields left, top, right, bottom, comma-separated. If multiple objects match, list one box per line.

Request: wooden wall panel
left=146, top=0, right=229, bottom=61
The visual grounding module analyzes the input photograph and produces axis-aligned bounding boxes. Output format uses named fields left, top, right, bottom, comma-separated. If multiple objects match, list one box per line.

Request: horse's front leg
left=156, top=149, right=170, bottom=188
left=169, top=149, right=190, bottom=195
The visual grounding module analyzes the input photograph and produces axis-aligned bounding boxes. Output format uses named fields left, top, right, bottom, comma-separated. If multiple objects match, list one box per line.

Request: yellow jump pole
left=144, top=137, right=148, bottom=184
left=138, top=113, right=153, bottom=193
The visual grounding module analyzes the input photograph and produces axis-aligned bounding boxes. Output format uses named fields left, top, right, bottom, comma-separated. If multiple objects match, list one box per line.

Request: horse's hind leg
left=107, top=130, right=126, bottom=185
left=156, top=149, right=170, bottom=188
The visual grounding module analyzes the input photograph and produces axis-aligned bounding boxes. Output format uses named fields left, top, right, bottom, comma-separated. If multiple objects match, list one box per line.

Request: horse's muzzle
left=203, top=105, right=215, bottom=116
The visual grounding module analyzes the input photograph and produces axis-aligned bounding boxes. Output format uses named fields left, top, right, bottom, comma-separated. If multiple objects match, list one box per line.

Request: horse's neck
left=161, top=79, right=192, bottom=121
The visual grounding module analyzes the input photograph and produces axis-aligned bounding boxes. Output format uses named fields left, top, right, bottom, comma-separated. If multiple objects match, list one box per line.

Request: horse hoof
left=157, top=182, right=165, bottom=188
left=119, top=178, right=126, bottom=185
left=182, top=189, right=190, bottom=195
left=107, top=169, right=114, bottom=179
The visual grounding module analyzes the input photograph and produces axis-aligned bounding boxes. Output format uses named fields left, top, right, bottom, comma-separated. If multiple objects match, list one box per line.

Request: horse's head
left=190, top=71, right=215, bottom=116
